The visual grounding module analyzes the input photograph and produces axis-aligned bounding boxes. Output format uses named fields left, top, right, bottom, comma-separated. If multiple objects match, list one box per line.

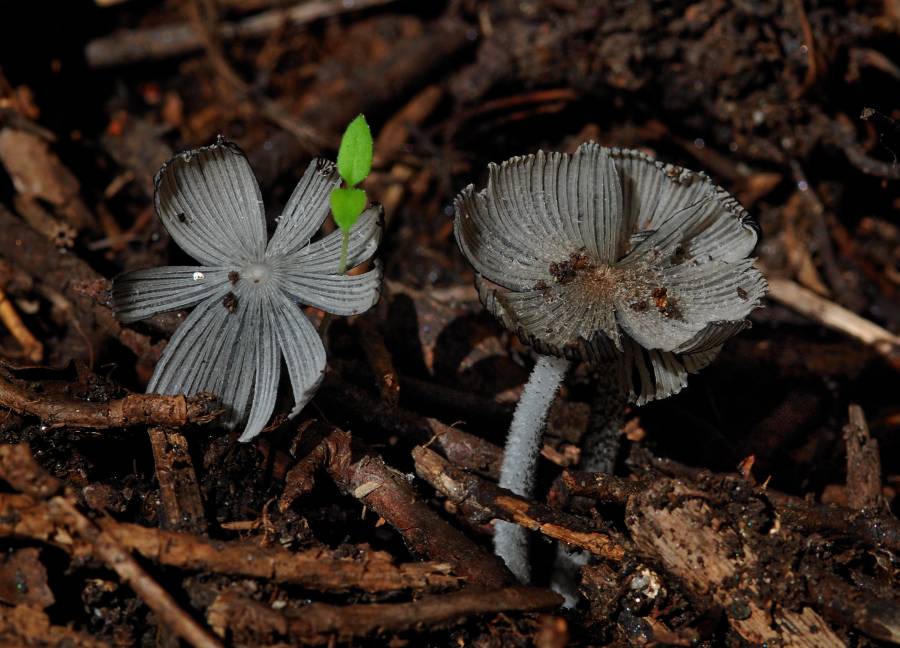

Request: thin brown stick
left=208, top=586, right=562, bottom=644
left=0, top=493, right=459, bottom=593
left=413, top=446, right=625, bottom=561
left=0, top=371, right=221, bottom=429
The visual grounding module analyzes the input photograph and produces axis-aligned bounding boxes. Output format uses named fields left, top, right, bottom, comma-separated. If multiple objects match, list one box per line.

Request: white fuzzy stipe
left=494, top=354, right=570, bottom=582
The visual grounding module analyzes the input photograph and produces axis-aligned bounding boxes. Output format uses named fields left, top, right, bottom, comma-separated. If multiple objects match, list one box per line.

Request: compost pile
left=0, top=1, right=898, bottom=646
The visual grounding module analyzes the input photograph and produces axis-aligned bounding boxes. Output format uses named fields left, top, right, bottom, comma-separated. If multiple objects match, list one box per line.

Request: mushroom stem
left=495, top=354, right=570, bottom=582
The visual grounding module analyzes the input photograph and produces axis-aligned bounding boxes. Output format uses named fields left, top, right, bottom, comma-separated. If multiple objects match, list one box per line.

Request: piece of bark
left=842, top=404, right=886, bottom=512
left=148, top=426, right=209, bottom=534
left=626, top=479, right=845, bottom=647
left=642, top=453, right=900, bottom=553
left=85, top=0, right=400, bottom=67
left=413, top=446, right=625, bottom=562
left=0, top=604, right=110, bottom=648
left=207, top=586, right=562, bottom=645
left=0, top=370, right=221, bottom=429
left=0, top=493, right=459, bottom=593
left=557, top=470, right=649, bottom=505
left=280, top=426, right=514, bottom=589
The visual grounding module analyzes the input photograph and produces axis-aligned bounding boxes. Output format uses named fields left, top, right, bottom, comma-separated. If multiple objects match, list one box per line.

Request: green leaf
left=330, top=187, right=367, bottom=231
left=336, top=114, right=373, bottom=187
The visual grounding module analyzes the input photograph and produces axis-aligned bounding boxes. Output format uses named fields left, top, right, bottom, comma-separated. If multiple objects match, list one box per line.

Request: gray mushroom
left=453, top=142, right=766, bottom=582
left=112, top=137, right=383, bottom=442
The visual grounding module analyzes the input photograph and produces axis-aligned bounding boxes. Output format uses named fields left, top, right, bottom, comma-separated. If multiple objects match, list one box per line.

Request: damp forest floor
left=0, top=1, right=899, bottom=646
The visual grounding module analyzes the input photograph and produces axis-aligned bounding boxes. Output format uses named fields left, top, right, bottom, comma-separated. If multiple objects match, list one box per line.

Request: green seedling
left=331, top=114, right=373, bottom=273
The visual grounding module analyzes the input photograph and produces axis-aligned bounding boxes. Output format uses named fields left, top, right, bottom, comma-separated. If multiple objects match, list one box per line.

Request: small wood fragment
left=842, top=404, right=886, bottom=512
left=148, top=426, right=209, bottom=534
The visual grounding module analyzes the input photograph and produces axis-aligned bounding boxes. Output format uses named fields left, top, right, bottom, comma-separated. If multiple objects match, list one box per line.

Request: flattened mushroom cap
left=455, top=143, right=766, bottom=404
left=114, top=139, right=383, bottom=441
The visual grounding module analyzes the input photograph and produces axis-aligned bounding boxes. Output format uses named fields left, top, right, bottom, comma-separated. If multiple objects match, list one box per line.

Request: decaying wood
left=0, top=444, right=222, bottom=648
left=626, top=478, right=846, bottom=647
left=0, top=493, right=460, bottom=593
left=643, top=452, right=900, bottom=554
left=207, top=586, right=562, bottom=645
left=148, top=426, right=209, bottom=533
left=280, top=426, right=515, bottom=589
left=412, top=445, right=625, bottom=561
left=0, top=370, right=221, bottom=429
left=842, top=404, right=886, bottom=512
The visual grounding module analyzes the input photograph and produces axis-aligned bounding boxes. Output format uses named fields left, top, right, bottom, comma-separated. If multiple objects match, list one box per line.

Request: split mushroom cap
left=454, top=143, right=766, bottom=405
left=112, top=137, right=383, bottom=441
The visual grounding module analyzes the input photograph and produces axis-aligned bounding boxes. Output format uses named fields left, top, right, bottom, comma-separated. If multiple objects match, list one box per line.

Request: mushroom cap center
left=242, top=262, right=273, bottom=285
